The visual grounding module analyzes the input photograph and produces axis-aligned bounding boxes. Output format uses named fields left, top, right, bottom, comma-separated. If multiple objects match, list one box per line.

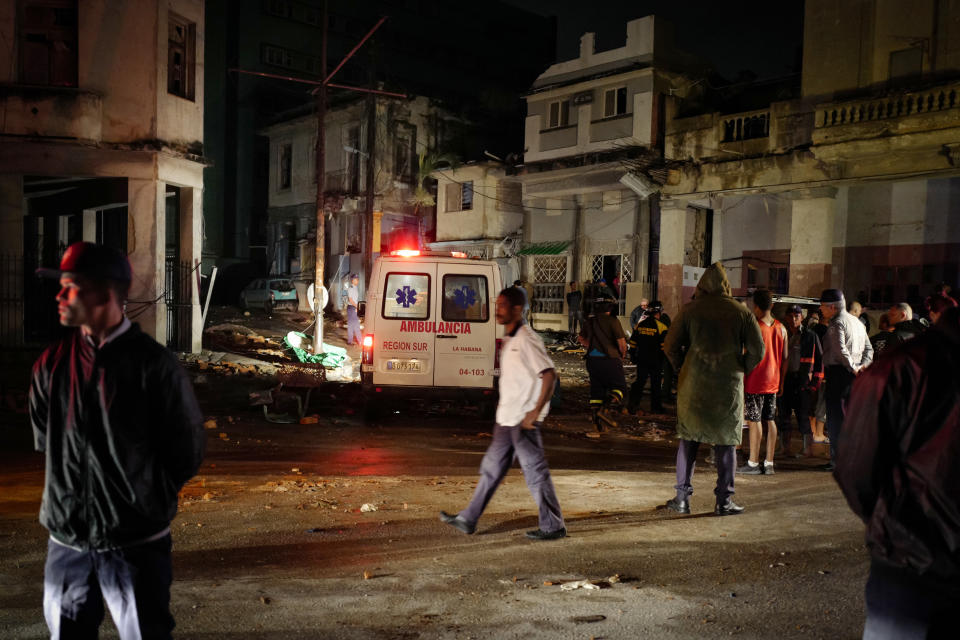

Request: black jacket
left=787, top=326, right=824, bottom=387
left=628, top=315, right=667, bottom=366
left=29, top=323, right=205, bottom=550
left=892, top=318, right=926, bottom=343
left=835, top=308, right=960, bottom=581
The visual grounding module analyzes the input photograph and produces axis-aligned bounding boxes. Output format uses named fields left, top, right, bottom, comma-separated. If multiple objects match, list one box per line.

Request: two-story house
left=517, top=17, right=695, bottom=330
left=427, top=162, right=525, bottom=283
left=658, top=0, right=960, bottom=316
left=0, top=0, right=207, bottom=352
left=259, top=95, right=457, bottom=308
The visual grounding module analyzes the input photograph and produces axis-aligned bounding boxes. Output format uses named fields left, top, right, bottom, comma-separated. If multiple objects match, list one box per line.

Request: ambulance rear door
left=433, top=261, right=496, bottom=389
left=372, top=262, right=436, bottom=386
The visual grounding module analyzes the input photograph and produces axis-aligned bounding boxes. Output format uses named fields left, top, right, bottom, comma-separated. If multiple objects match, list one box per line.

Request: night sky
left=505, top=0, right=804, bottom=81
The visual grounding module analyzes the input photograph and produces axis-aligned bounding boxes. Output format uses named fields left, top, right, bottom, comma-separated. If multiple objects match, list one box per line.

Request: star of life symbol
left=453, top=285, right=477, bottom=310
left=396, top=286, right=418, bottom=308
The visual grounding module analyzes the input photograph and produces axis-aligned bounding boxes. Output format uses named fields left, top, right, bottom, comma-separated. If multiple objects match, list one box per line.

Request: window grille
left=590, top=254, right=633, bottom=314
left=532, top=256, right=567, bottom=314
left=534, top=256, right=566, bottom=284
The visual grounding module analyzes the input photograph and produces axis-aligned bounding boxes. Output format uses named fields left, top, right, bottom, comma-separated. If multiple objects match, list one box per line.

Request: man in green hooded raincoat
left=662, top=263, right=765, bottom=516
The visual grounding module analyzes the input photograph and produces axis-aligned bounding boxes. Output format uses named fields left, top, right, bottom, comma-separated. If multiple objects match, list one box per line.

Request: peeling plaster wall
left=581, top=190, right=636, bottom=256
left=79, top=1, right=160, bottom=142
left=435, top=165, right=523, bottom=243
left=715, top=195, right=792, bottom=291
left=157, top=0, right=205, bottom=146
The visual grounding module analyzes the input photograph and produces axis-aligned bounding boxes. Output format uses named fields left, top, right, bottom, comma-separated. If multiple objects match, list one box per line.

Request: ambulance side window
left=442, top=274, right=489, bottom=322
left=382, top=272, right=430, bottom=319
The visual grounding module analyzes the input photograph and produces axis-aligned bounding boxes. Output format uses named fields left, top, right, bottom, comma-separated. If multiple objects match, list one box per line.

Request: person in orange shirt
left=738, top=289, right=788, bottom=475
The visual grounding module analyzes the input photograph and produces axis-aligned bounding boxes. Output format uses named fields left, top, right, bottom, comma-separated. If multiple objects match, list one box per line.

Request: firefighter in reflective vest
left=627, top=300, right=668, bottom=414
left=578, top=296, right=628, bottom=431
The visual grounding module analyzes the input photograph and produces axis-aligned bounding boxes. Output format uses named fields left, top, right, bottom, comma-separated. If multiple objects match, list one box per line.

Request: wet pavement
left=0, top=320, right=870, bottom=639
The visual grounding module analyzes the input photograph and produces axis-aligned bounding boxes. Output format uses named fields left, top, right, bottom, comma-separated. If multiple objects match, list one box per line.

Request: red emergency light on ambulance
left=360, top=250, right=504, bottom=415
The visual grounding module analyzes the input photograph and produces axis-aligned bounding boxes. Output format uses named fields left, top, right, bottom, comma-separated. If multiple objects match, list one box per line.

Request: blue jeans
left=43, top=534, right=174, bottom=640
left=347, top=305, right=361, bottom=345
left=459, top=423, right=565, bottom=533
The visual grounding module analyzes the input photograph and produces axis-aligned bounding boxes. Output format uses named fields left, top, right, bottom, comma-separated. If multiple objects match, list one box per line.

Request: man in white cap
left=819, top=288, right=872, bottom=471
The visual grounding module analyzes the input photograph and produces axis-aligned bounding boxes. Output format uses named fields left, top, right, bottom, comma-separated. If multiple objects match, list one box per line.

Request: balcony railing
left=0, top=84, right=102, bottom=141
left=817, top=82, right=960, bottom=128
left=721, top=110, right=770, bottom=142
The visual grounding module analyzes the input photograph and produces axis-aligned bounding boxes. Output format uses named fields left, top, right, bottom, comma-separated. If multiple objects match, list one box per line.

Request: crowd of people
left=27, top=240, right=958, bottom=638
left=580, top=265, right=959, bottom=637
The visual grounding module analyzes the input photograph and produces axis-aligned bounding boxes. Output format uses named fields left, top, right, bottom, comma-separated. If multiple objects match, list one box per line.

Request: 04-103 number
left=459, top=368, right=485, bottom=376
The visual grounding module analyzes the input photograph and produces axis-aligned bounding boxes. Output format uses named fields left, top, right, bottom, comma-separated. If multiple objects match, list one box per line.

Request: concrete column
left=0, top=176, right=23, bottom=346
left=82, top=210, right=97, bottom=242
left=180, top=186, right=203, bottom=352
left=658, top=197, right=688, bottom=316
left=127, top=178, right=166, bottom=344
left=788, top=187, right=837, bottom=298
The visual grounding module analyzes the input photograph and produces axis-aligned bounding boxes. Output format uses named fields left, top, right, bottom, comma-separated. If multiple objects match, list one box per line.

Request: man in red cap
left=30, top=242, right=205, bottom=639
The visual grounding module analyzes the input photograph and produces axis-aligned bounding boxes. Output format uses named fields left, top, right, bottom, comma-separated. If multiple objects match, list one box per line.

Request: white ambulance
left=360, top=250, right=504, bottom=413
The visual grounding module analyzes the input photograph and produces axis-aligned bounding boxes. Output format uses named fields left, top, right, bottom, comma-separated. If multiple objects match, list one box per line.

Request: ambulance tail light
left=362, top=334, right=374, bottom=364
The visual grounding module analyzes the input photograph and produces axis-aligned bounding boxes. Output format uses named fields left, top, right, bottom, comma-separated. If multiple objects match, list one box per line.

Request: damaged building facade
left=0, top=0, right=206, bottom=352
left=427, top=162, right=525, bottom=284
left=657, top=0, right=960, bottom=315
left=260, top=95, right=462, bottom=308
left=515, top=17, right=696, bottom=331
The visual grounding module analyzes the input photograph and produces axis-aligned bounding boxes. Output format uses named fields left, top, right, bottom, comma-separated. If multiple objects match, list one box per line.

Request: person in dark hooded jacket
left=836, top=305, right=960, bottom=638
left=662, top=263, right=765, bottom=516
left=30, top=242, right=204, bottom=639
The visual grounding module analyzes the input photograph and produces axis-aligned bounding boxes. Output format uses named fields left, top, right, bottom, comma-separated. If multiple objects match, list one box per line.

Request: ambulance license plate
left=387, top=359, right=421, bottom=372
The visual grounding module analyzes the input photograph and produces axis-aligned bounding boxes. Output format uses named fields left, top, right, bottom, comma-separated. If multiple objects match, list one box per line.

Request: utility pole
left=363, top=87, right=376, bottom=291
left=229, top=13, right=398, bottom=355
left=312, top=0, right=328, bottom=353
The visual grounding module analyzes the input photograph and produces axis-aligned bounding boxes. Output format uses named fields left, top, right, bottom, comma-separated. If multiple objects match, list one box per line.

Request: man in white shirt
left=820, top=288, right=873, bottom=471
left=440, top=287, right=566, bottom=540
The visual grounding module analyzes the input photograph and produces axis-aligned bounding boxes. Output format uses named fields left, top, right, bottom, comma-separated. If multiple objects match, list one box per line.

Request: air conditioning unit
left=619, top=172, right=658, bottom=199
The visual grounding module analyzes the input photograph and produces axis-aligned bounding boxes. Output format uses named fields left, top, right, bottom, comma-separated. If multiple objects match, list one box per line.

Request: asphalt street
left=0, top=361, right=869, bottom=639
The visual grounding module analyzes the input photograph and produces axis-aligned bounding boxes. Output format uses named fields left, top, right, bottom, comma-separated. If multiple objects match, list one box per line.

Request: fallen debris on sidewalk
left=560, top=579, right=601, bottom=591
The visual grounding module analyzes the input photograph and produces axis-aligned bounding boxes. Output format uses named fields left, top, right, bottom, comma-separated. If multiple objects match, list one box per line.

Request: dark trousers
left=346, top=305, right=361, bottom=345
left=460, top=423, right=565, bottom=533
left=585, top=356, right=626, bottom=406
left=568, top=309, right=583, bottom=335
left=662, top=358, right=676, bottom=400
left=674, top=439, right=735, bottom=503
left=863, top=558, right=959, bottom=639
left=628, top=362, right=663, bottom=411
left=44, top=534, right=174, bottom=640
left=778, top=372, right=813, bottom=438
left=825, top=365, right=855, bottom=464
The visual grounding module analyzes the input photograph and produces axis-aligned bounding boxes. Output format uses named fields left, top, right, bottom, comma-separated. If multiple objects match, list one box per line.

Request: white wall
left=434, top=165, right=523, bottom=242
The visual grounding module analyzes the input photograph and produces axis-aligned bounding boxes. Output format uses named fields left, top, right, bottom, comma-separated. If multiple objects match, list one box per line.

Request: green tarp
left=284, top=332, right=348, bottom=368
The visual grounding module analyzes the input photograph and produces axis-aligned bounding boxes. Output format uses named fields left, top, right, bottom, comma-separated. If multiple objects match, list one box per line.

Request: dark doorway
left=21, top=176, right=128, bottom=345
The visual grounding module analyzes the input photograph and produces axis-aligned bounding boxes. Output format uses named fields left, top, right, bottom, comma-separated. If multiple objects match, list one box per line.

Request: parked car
left=735, top=292, right=821, bottom=320
left=240, top=278, right=298, bottom=312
